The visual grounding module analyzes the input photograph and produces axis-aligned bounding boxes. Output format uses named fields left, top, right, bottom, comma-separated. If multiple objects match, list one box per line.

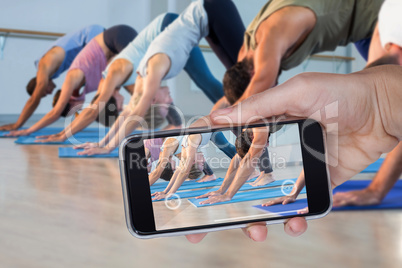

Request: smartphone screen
left=143, top=123, right=308, bottom=231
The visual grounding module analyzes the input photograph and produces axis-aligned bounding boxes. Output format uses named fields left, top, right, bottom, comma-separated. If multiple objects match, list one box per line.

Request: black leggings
left=103, top=25, right=137, bottom=54
left=204, top=0, right=245, bottom=69
left=258, top=148, right=273, bottom=174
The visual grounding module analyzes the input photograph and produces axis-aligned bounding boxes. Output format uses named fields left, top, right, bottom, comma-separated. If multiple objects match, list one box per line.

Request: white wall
left=0, top=0, right=150, bottom=115
left=0, top=0, right=367, bottom=116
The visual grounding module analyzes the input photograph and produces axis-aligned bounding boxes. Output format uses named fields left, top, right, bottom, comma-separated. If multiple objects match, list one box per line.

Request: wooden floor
left=0, top=118, right=401, bottom=268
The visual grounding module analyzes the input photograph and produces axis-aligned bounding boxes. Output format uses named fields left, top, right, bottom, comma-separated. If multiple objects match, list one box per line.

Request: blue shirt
left=35, top=25, right=104, bottom=79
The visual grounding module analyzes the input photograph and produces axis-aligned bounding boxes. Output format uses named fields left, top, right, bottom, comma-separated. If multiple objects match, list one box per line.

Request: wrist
left=104, top=145, right=114, bottom=153
left=365, top=186, right=384, bottom=202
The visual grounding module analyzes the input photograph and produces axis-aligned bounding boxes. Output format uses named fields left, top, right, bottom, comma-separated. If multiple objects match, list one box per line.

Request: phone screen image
left=143, top=123, right=308, bottom=231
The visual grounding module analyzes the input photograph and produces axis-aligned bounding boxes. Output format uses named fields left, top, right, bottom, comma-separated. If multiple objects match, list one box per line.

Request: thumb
left=210, top=74, right=322, bottom=125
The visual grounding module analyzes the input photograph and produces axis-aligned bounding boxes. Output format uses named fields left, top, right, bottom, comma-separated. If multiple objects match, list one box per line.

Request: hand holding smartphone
left=119, top=118, right=331, bottom=239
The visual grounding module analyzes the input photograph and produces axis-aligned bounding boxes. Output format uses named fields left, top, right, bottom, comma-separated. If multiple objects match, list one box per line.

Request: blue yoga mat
left=152, top=177, right=224, bottom=189
left=151, top=177, right=265, bottom=192
left=361, top=158, right=384, bottom=173
left=254, top=180, right=402, bottom=213
left=253, top=199, right=309, bottom=216
left=58, top=147, right=119, bottom=158
left=332, top=180, right=402, bottom=211
left=152, top=178, right=297, bottom=202
left=188, top=186, right=307, bottom=207
left=15, top=136, right=101, bottom=145
left=1, top=127, right=108, bottom=138
left=151, top=177, right=227, bottom=192
left=152, top=177, right=294, bottom=194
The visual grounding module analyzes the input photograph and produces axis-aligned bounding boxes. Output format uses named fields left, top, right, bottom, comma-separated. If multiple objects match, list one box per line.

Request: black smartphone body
left=119, top=118, right=332, bottom=239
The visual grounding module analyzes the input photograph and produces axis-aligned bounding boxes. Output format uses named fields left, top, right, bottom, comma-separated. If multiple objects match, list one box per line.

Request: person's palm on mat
left=332, top=189, right=382, bottom=207
left=185, top=66, right=402, bottom=243
left=262, top=195, right=297, bottom=207
left=35, top=133, right=66, bottom=143
left=195, top=190, right=224, bottom=199
left=6, top=129, right=31, bottom=137
left=0, top=123, right=19, bottom=131
left=73, top=142, right=99, bottom=150
left=77, top=146, right=111, bottom=156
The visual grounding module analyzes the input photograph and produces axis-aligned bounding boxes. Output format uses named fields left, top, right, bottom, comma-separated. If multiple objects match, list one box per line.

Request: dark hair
left=365, top=54, right=400, bottom=69
left=53, top=89, right=71, bottom=117
left=160, top=162, right=174, bottom=181
left=26, top=77, right=37, bottom=96
left=223, top=60, right=253, bottom=104
left=235, top=130, right=253, bottom=158
left=235, top=128, right=278, bottom=158
left=91, top=94, right=119, bottom=127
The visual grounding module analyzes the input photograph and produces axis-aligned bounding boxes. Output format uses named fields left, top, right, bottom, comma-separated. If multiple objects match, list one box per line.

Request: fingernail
left=212, top=107, right=233, bottom=116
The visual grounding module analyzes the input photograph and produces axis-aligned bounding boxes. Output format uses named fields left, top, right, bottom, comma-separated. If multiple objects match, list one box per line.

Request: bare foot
left=251, top=173, right=275, bottom=187
left=247, top=170, right=260, bottom=181
left=197, top=174, right=217, bottom=183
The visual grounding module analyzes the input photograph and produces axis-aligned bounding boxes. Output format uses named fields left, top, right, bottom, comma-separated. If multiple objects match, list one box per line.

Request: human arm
left=234, top=7, right=316, bottom=104
left=333, top=142, right=402, bottom=207
left=78, top=54, right=170, bottom=155
left=187, top=65, right=402, bottom=242
left=263, top=170, right=305, bottom=206
left=0, top=67, right=48, bottom=131
left=7, top=69, right=84, bottom=137
left=201, top=128, right=269, bottom=204
left=148, top=138, right=179, bottom=185
left=38, top=60, right=133, bottom=142
left=153, top=135, right=202, bottom=201
left=196, top=154, right=241, bottom=199
left=210, top=96, right=231, bottom=113
left=0, top=47, right=64, bottom=131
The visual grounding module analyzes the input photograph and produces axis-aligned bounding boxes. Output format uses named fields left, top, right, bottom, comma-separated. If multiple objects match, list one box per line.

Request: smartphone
left=119, top=118, right=332, bottom=239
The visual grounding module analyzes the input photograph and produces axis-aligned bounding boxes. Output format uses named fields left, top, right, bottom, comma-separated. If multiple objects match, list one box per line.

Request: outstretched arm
left=38, top=60, right=133, bottom=142
left=262, top=170, right=305, bottom=206
left=333, top=142, right=402, bottom=207
left=1, top=48, right=64, bottom=131
left=153, top=135, right=202, bottom=200
left=149, top=138, right=179, bottom=185
left=0, top=67, right=48, bottom=131
left=235, top=7, right=316, bottom=104
left=201, top=128, right=269, bottom=204
left=78, top=54, right=170, bottom=155
left=196, top=154, right=241, bottom=200
left=8, top=69, right=84, bottom=136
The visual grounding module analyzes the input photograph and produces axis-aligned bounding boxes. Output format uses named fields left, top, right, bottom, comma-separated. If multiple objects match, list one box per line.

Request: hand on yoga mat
left=262, top=195, right=297, bottom=207
left=195, top=190, right=223, bottom=199
left=73, top=142, right=99, bottom=150
left=185, top=66, right=402, bottom=243
left=35, top=133, right=66, bottom=143
left=77, top=146, right=112, bottom=156
left=332, top=189, right=382, bottom=207
left=0, top=123, right=18, bottom=131
left=6, top=129, right=31, bottom=137
left=199, top=193, right=231, bottom=205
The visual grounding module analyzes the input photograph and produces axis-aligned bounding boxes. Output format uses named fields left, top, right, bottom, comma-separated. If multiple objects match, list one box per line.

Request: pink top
left=144, top=138, right=163, bottom=163
left=68, top=39, right=107, bottom=101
